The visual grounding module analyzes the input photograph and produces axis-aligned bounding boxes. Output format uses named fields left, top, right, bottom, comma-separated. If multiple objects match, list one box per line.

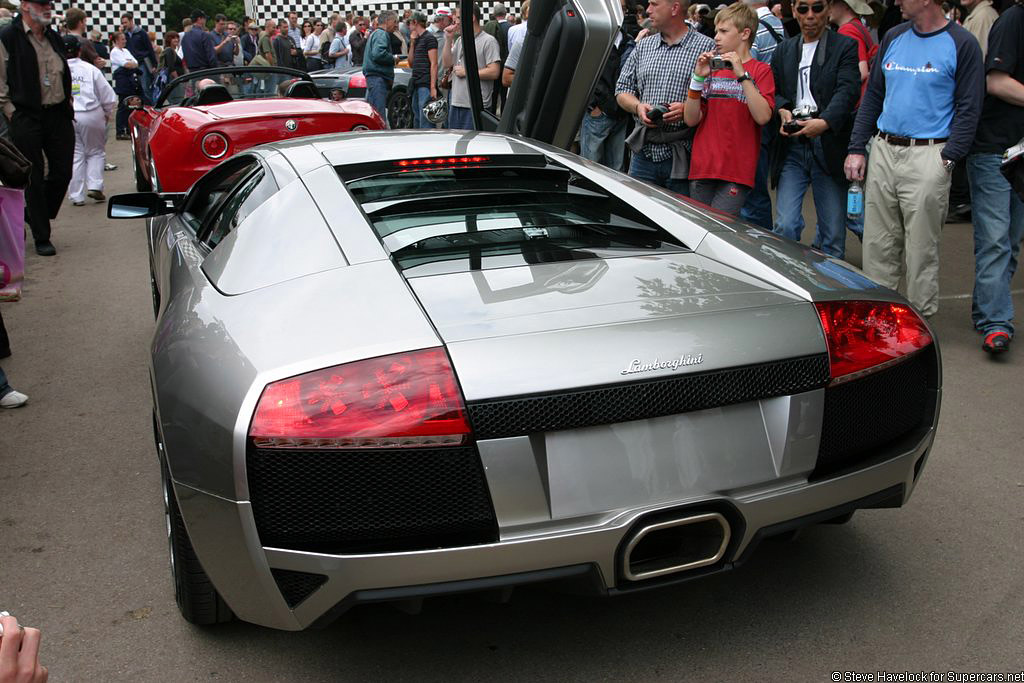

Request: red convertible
left=129, top=66, right=385, bottom=193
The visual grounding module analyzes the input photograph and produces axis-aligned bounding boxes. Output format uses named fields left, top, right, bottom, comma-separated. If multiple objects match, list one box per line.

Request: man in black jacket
left=581, top=24, right=635, bottom=171
left=0, top=0, right=75, bottom=256
left=770, top=0, right=860, bottom=259
left=121, top=12, right=156, bottom=104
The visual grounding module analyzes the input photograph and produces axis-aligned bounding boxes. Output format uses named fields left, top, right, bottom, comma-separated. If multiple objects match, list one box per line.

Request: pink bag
left=0, top=186, right=26, bottom=302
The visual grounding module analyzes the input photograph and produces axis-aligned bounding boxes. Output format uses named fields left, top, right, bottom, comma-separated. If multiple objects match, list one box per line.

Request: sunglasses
left=795, top=3, right=827, bottom=12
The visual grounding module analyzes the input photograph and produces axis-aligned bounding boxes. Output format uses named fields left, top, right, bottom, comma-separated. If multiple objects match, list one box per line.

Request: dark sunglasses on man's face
left=795, top=3, right=827, bottom=13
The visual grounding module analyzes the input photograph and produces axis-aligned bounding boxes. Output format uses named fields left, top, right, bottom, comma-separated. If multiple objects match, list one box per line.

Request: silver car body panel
left=141, top=131, right=941, bottom=631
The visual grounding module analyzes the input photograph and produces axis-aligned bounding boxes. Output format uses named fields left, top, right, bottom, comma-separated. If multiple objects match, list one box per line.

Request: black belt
left=878, top=131, right=948, bottom=146
left=41, top=101, right=66, bottom=109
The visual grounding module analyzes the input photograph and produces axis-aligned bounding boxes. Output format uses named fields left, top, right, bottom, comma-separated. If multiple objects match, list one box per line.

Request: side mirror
left=107, top=192, right=180, bottom=219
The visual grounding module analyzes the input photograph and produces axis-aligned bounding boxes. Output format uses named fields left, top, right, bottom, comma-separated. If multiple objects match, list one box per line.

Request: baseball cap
left=61, top=33, right=79, bottom=57
left=435, top=6, right=452, bottom=17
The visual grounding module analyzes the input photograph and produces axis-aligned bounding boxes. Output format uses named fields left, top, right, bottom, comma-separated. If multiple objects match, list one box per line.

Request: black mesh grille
left=271, top=569, right=327, bottom=608
left=247, top=446, right=498, bottom=554
left=467, top=355, right=831, bottom=439
left=814, top=347, right=937, bottom=478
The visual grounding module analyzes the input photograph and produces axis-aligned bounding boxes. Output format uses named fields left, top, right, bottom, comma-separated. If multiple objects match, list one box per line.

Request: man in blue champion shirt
left=844, top=0, right=984, bottom=318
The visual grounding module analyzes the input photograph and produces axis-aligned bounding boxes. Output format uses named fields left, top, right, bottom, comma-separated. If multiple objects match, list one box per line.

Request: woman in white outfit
left=65, top=35, right=117, bottom=205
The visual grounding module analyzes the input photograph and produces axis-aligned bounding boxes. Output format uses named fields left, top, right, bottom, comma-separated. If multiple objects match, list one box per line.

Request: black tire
left=162, top=460, right=234, bottom=625
left=133, top=142, right=151, bottom=192
left=387, top=87, right=413, bottom=129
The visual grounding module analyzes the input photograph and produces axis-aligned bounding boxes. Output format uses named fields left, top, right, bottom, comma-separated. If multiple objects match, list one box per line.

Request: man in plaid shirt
left=616, top=0, right=714, bottom=194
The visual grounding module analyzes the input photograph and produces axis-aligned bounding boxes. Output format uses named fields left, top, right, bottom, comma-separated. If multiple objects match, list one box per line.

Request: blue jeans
left=580, top=110, right=628, bottom=172
left=365, top=75, right=391, bottom=126
left=628, top=151, right=689, bottom=196
left=740, top=136, right=774, bottom=230
left=0, top=364, right=10, bottom=398
left=447, top=105, right=475, bottom=130
left=140, top=67, right=154, bottom=106
left=774, top=139, right=847, bottom=259
left=968, top=153, right=1024, bottom=337
left=411, top=85, right=432, bottom=129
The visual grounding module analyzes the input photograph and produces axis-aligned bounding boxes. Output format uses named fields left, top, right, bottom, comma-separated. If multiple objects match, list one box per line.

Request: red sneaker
left=982, top=331, right=1011, bottom=354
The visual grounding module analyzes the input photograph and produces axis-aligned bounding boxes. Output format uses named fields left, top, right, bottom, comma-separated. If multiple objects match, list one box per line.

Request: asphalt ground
left=0, top=138, right=1022, bottom=682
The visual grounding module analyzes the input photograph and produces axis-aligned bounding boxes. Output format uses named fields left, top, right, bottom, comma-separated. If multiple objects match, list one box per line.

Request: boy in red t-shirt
left=683, top=2, right=775, bottom=216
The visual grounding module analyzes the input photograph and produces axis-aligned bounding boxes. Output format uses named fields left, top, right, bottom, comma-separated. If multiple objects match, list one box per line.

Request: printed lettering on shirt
left=704, top=74, right=748, bottom=102
left=883, top=60, right=941, bottom=75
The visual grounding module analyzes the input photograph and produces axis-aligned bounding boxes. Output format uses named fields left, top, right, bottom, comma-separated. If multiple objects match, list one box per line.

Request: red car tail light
left=249, top=348, right=472, bottom=449
left=349, top=73, right=367, bottom=88
left=201, top=132, right=229, bottom=159
left=815, top=301, right=933, bottom=385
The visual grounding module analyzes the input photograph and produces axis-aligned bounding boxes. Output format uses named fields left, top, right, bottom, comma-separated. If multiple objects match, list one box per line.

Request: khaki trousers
left=863, top=136, right=951, bottom=317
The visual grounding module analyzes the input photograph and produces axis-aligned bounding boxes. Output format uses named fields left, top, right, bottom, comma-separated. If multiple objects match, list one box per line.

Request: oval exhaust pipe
left=622, top=512, right=731, bottom=582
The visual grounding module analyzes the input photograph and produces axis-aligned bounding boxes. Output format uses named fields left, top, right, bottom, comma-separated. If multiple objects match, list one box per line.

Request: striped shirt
left=752, top=6, right=784, bottom=63
left=615, top=27, right=714, bottom=161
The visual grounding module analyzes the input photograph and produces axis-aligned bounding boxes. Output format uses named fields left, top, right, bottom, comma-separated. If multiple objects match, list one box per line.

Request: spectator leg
left=0, top=306, right=9, bottom=357
left=69, top=118, right=87, bottom=203
left=365, top=76, right=390, bottom=126
left=140, top=68, right=154, bottom=106
left=773, top=144, right=810, bottom=244
left=0, top=363, right=10, bottom=398
left=42, top=111, right=75, bottom=221
left=116, top=95, right=131, bottom=135
left=898, top=143, right=950, bottom=317
left=9, top=112, right=50, bottom=243
left=807, top=158, right=847, bottom=260
left=862, top=138, right=905, bottom=292
left=605, top=117, right=628, bottom=174
left=740, top=142, right=774, bottom=230
left=447, top=106, right=475, bottom=131
left=82, top=109, right=107, bottom=192
left=968, top=153, right=1024, bottom=337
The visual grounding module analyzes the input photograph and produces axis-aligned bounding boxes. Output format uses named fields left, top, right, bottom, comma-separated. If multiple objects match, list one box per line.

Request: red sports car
left=129, top=66, right=385, bottom=193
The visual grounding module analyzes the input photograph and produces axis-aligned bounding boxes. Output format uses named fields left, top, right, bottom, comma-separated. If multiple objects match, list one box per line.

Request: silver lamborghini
left=105, top=0, right=940, bottom=632
left=109, top=130, right=940, bottom=630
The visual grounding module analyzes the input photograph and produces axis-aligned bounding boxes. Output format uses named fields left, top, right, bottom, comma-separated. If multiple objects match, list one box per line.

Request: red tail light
left=395, top=156, right=491, bottom=169
left=249, top=348, right=472, bottom=449
left=349, top=73, right=367, bottom=89
left=815, top=301, right=933, bottom=385
left=201, top=132, right=229, bottom=159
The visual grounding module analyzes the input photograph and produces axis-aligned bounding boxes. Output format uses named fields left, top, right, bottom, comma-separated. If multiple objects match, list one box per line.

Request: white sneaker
left=0, top=390, right=28, bottom=408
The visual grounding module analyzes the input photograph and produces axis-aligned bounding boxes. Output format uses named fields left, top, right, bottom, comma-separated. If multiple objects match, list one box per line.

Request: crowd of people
left=604, top=0, right=1020, bottom=355
left=0, top=0, right=1021, bottom=408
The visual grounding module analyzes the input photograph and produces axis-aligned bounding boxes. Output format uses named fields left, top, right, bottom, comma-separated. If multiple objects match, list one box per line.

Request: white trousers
left=69, top=107, right=107, bottom=202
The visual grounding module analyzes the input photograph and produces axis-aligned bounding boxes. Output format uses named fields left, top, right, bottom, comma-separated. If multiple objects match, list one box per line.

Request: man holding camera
left=844, top=0, right=983, bottom=318
left=615, top=0, right=714, bottom=195
left=770, top=0, right=860, bottom=259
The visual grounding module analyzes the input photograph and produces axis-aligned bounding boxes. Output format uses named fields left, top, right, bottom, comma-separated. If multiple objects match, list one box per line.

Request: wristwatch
left=736, top=73, right=751, bottom=84
left=941, top=158, right=956, bottom=173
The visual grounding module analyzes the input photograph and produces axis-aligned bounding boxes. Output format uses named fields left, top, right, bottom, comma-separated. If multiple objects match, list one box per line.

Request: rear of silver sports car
left=169, top=144, right=940, bottom=631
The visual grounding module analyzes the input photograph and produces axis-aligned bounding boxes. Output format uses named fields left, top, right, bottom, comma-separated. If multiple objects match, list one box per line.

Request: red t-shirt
left=837, top=21, right=871, bottom=102
left=689, top=58, right=775, bottom=188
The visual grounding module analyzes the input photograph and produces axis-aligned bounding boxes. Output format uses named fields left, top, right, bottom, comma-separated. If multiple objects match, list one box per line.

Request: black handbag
left=0, top=132, right=31, bottom=189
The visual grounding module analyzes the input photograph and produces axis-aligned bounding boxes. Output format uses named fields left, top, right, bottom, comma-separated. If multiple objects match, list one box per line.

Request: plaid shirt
left=615, top=28, right=715, bottom=161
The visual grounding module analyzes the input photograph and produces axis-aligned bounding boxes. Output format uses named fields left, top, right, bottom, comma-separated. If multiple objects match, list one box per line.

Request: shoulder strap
left=850, top=19, right=875, bottom=48
left=758, top=18, right=783, bottom=44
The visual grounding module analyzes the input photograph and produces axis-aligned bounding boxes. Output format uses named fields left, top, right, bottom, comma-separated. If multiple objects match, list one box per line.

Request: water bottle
left=847, top=181, right=864, bottom=219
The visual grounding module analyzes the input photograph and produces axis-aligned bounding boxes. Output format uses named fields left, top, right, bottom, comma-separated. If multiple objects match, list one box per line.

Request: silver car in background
left=109, top=130, right=940, bottom=630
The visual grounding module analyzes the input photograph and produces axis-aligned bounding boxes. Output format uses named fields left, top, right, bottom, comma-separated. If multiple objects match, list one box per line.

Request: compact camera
left=783, top=104, right=819, bottom=134
left=647, top=103, right=670, bottom=124
left=710, top=56, right=731, bottom=71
